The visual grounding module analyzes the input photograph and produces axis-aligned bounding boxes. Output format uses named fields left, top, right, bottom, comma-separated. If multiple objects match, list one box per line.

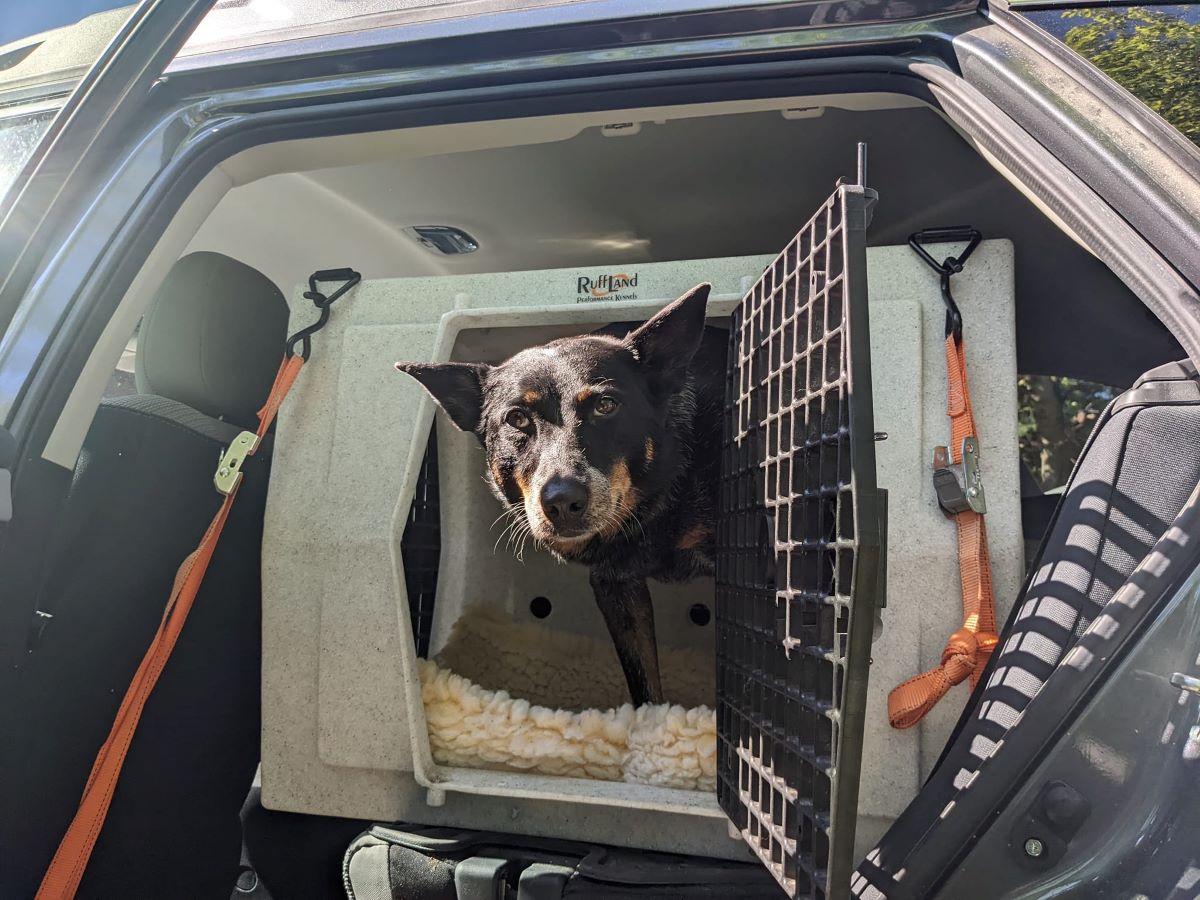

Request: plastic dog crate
left=260, top=199, right=1021, bottom=869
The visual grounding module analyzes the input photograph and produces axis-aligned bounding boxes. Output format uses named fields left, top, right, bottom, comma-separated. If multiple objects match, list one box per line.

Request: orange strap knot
left=939, top=627, right=998, bottom=684
left=940, top=628, right=981, bottom=685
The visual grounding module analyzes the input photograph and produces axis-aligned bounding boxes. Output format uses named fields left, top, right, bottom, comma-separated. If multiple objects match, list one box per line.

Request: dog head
left=396, top=284, right=711, bottom=554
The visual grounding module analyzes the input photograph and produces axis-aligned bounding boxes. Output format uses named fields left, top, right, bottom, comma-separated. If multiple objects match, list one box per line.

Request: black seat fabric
left=0, top=253, right=286, bottom=899
left=135, top=251, right=290, bottom=430
left=242, top=790, right=375, bottom=900
left=853, top=360, right=1200, bottom=898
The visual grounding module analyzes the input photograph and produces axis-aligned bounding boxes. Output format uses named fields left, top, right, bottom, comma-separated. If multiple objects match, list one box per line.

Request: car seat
left=853, top=359, right=1200, bottom=898
left=0, top=251, right=287, bottom=898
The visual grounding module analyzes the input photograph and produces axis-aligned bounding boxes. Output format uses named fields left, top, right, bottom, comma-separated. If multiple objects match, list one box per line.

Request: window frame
left=0, top=0, right=215, bottom=432
left=986, top=0, right=1200, bottom=172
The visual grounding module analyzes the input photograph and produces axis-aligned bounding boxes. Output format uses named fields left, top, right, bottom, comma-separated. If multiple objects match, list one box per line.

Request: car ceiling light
left=405, top=225, right=479, bottom=255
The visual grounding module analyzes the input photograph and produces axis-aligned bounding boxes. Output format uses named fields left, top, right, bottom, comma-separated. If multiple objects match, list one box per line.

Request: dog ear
left=627, top=283, right=711, bottom=389
left=395, top=361, right=490, bottom=433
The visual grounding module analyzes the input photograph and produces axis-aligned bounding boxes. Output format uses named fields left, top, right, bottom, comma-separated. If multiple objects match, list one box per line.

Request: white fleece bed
left=420, top=606, right=717, bottom=791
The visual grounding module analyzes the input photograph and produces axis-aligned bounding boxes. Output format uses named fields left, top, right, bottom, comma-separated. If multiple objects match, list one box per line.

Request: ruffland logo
left=576, top=272, right=639, bottom=302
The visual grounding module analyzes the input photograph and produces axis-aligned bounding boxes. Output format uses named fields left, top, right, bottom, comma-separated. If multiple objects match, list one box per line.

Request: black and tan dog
left=396, top=284, right=721, bottom=706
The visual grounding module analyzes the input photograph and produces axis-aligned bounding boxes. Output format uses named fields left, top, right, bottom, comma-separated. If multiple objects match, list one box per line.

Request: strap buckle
left=214, top=431, right=260, bottom=496
left=932, top=437, right=987, bottom=515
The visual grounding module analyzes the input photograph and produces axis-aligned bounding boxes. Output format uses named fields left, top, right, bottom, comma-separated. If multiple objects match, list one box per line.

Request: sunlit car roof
left=0, top=1, right=789, bottom=90
left=177, top=0, right=596, bottom=60
left=167, top=0, right=791, bottom=72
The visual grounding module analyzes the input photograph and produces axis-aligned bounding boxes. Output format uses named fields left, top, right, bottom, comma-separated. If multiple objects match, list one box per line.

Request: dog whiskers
left=512, top=517, right=535, bottom=563
left=493, top=502, right=532, bottom=563
left=608, top=497, right=646, bottom=544
left=490, top=494, right=648, bottom=564
left=493, top=519, right=518, bottom=556
left=490, top=503, right=528, bottom=557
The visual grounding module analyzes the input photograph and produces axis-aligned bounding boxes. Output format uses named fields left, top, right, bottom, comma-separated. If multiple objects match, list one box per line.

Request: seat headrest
left=136, top=252, right=289, bottom=429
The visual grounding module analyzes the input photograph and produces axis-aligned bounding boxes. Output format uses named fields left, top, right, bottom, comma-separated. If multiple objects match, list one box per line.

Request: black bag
left=343, top=824, right=785, bottom=899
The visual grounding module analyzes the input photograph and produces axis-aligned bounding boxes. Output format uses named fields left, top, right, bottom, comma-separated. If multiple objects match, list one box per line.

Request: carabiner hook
left=908, top=227, right=981, bottom=344
left=285, top=268, right=362, bottom=359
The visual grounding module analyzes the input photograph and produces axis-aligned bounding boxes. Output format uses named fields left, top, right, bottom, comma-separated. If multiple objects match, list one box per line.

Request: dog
left=396, top=284, right=723, bottom=706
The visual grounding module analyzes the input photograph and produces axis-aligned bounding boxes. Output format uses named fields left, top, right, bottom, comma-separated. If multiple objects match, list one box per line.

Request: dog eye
left=594, top=397, right=619, bottom=417
left=505, top=409, right=531, bottom=429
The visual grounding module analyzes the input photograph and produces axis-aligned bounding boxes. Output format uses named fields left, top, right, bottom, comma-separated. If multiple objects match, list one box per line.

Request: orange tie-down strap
left=37, top=355, right=304, bottom=900
left=887, top=336, right=999, bottom=730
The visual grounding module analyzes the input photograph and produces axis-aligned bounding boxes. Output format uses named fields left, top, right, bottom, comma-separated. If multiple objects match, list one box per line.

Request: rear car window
left=103, top=320, right=139, bottom=399
left=1022, top=5, right=1200, bottom=148
left=0, top=105, right=56, bottom=201
left=0, top=4, right=139, bottom=204
left=1018, top=374, right=1116, bottom=492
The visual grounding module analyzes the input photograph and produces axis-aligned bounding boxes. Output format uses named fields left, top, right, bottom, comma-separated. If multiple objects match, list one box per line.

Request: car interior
left=2, top=86, right=1194, bottom=899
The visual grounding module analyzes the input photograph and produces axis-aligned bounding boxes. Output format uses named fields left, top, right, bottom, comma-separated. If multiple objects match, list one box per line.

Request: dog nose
left=540, top=477, right=589, bottom=530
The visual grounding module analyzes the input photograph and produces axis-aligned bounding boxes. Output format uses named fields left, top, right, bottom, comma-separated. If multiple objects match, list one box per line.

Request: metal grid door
left=716, top=163, right=884, bottom=900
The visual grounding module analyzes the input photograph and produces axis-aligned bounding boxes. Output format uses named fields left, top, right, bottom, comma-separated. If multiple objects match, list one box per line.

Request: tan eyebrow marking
left=576, top=380, right=613, bottom=405
left=644, top=438, right=655, bottom=464
left=522, top=390, right=541, bottom=405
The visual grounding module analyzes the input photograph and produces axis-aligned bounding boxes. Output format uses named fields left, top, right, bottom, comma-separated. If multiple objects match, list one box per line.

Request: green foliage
left=1018, top=375, right=1115, bottom=490
left=1063, top=8, right=1200, bottom=146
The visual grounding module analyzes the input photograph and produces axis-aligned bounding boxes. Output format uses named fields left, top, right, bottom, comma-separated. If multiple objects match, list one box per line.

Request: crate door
left=716, top=180, right=883, bottom=900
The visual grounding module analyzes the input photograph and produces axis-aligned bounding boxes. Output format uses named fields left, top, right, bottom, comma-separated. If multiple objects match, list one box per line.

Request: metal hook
left=285, top=268, right=361, bottom=359
left=908, top=227, right=982, bottom=344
